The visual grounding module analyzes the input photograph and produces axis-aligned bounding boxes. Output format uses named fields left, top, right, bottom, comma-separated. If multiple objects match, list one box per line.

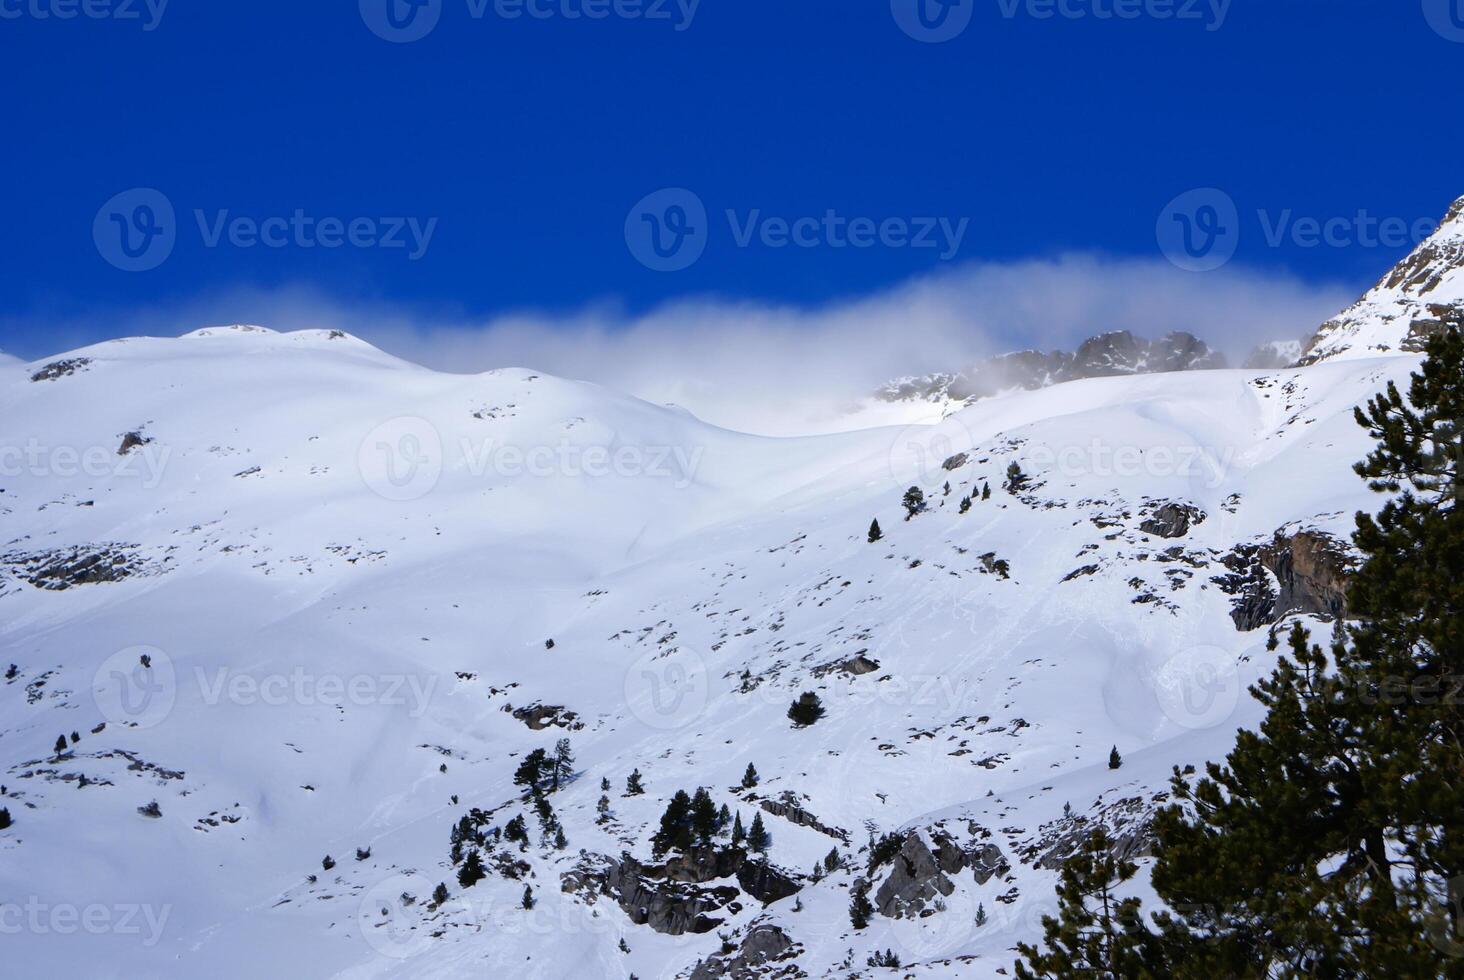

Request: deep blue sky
left=1, top=0, right=1461, bottom=359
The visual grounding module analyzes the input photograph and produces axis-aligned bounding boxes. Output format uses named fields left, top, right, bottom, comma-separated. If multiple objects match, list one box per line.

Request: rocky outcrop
left=1023, top=796, right=1158, bottom=870
left=562, top=852, right=738, bottom=936
left=689, top=923, right=802, bottom=979
left=509, top=703, right=582, bottom=731
left=1139, top=502, right=1205, bottom=539
left=757, top=793, right=849, bottom=842
left=869, top=828, right=1010, bottom=919
left=1215, top=529, right=1353, bottom=629
left=564, top=847, right=801, bottom=936
left=30, top=357, right=91, bottom=382
left=2, top=544, right=161, bottom=590
left=879, top=331, right=1227, bottom=406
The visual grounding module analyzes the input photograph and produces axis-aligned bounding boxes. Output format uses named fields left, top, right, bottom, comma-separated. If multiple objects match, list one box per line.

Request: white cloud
left=0, top=255, right=1352, bottom=435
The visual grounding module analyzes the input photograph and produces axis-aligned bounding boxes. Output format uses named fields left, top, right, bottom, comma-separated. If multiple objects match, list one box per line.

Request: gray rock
left=688, top=923, right=799, bottom=979
left=1140, top=502, right=1205, bottom=539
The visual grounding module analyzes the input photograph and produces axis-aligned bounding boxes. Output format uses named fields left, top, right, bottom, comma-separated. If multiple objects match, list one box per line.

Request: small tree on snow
left=850, top=883, right=874, bottom=929
left=902, top=486, right=926, bottom=520
left=741, top=763, right=759, bottom=789
left=625, top=769, right=645, bottom=796
left=788, top=691, right=826, bottom=727
left=1108, top=745, right=1122, bottom=770
left=747, top=812, right=771, bottom=853
left=867, top=519, right=883, bottom=543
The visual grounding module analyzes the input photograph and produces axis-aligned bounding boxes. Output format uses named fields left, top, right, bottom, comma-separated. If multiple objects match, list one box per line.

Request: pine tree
left=1004, top=461, right=1028, bottom=493
left=513, top=748, right=549, bottom=794
left=902, top=486, right=926, bottom=520
left=868, top=518, right=883, bottom=543
left=504, top=814, right=528, bottom=849
left=741, top=763, right=759, bottom=789
left=601, top=776, right=610, bottom=791
left=553, top=826, right=567, bottom=850
left=690, top=788, right=719, bottom=847
left=322, top=855, right=335, bottom=871
left=976, top=902, right=987, bottom=927
left=1014, top=829, right=1154, bottom=978
left=787, top=691, right=826, bottom=727
left=652, top=790, right=693, bottom=858
left=597, top=794, right=611, bottom=823
left=731, top=811, right=746, bottom=845
left=625, top=768, right=645, bottom=796
left=747, top=812, right=771, bottom=853
left=431, top=882, right=449, bottom=906
left=0, top=807, right=11, bottom=830
left=551, top=738, right=574, bottom=791
left=959, top=495, right=972, bottom=514
left=716, top=803, right=731, bottom=831
left=457, top=850, right=487, bottom=889
left=1107, top=746, right=1121, bottom=770
left=1015, top=329, right=1464, bottom=977
left=521, top=884, right=535, bottom=910
left=53, top=735, right=67, bottom=755
left=982, top=481, right=991, bottom=500
left=850, top=882, right=874, bottom=929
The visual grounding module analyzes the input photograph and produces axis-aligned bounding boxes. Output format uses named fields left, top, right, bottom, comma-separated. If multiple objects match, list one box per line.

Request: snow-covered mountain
left=1301, top=194, right=1464, bottom=364
left=2, top=196, right=1457, bottom=978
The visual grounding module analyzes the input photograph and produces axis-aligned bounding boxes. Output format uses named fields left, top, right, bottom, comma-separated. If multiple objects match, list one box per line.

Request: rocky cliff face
left=879, top=330, right=1227, bottom=406
left=1301, top=195, right=1464, bottom=364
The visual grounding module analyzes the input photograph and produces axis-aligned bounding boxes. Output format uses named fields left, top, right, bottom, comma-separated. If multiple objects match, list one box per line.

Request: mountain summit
left=1301, top=194, right=1464, bottom=364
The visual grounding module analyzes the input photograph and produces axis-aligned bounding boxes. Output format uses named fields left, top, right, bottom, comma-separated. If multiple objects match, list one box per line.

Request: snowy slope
left=0, top=318, right=1425, bottom=979
left=1302, top=194, right=1464, bottom=363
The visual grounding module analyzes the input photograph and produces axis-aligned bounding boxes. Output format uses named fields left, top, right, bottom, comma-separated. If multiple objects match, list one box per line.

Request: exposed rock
left=2, top=545, right=161, bottom=591
left=1139, top=502, right=1205, bottom=539
left=1243, top=339, right=1304, bottom=370
left=564, top=852, right=737, bottom=936
left=873, top=831, right=955, bottom=918
left=118, top=431, right=151, bottom=455
left=758, top=792, right=849, bottom=842
left=736, top=858, right=802, bottom=905
left=689, top=923, right=802, bottom=979
left=839, top=654, right=880, bottom=676
left=509, top=703, right=582, bottom=731
left=879, top=331, right=1227, bottom=407
left=941, top=452, right=969, bottom=471
left=30, top=358, right=91, bottom=382
left=1025, top=796, right=1158, bottom=870
left=1215, top=529, right=1352, bottom=630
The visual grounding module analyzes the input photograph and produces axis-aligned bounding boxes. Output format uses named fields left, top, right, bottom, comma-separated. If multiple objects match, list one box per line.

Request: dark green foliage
left=457, top=850, right=487, bottom=889
left=521, top=884, right=535, bottom=910
left=868, top=949, right=901, bottom=968
left=513, top=748, right=549, bottom=794
left=868, top=518, right=883, bottom=543
left=1014, top=829, right=1155, bottom=978
left=431, top=882, right=449, bottom=906
left=731, top=811, right=746, bottom=845
left=53, top=735, right=67, bottom=755
left=869, top=832, right=902, bottom=872
left=902, top=486, right=926, bottom=519
left=747, top=812, right=771, bottom=853
left=0, top=807, right=11, bottom=830
left=652, top=790, right=694, bottom=858
left=504, top=815, right=529, bottom=848
left=1004, top=461, right=1028, bottom=493
left=551, top=738, right=574, bottom=791
left=850, top=882, right=874, bottom=930
left=1107, top=746, right=1121, bottom=770
left=982, top=481, right=991, bottom=500
left=787, top=691, right=825, bottom=727
left=959, top=495, right=972, bottom=514
left=625, top=768, right=645, bottom=796
left=322, top=855, right=335, bottom=871
left=741, top=763, right=760, bottom=789
left=1015, top=329, right=1464, bottom=977
left=690, top=788, right=719, bottom=847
